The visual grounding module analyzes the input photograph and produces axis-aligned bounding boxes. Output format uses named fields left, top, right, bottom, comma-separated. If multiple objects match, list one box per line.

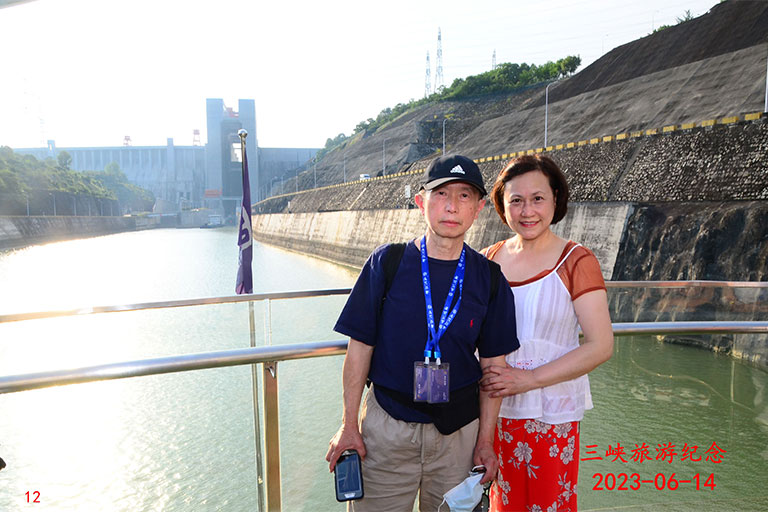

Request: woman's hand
left=480, top=364, right=537, bottom=398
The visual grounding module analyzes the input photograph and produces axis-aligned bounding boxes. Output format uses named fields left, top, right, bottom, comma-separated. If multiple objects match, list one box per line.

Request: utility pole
left=382, top=139, right=387, bottom=174
left=545, top=81, right=555, bottom=147
left=343, top=154, right=346, bottom=183
left=313, top=158, right=317, bottom=188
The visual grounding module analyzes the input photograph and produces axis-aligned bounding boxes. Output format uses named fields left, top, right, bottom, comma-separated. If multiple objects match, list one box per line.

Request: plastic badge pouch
left=428, top=362, right=450, bottom=403
left=414, top=361, right=430, bottom=402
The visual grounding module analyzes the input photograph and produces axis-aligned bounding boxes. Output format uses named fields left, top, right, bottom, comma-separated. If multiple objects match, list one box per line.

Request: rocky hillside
left=279, top=0, right=768, bottom=193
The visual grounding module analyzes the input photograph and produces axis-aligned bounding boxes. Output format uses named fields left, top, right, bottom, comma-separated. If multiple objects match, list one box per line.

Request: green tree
left=559, top=56, right=581, bottom=77
left=57, top=151, right=72, bottom=170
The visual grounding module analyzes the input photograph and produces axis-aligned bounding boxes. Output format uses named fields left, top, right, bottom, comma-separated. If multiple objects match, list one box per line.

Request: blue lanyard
left=420, top=236, right=465, bottom=363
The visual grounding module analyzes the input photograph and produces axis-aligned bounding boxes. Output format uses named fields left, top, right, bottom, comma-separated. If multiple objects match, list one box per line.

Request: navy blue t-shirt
left=334, top=240, right=519, bottom=424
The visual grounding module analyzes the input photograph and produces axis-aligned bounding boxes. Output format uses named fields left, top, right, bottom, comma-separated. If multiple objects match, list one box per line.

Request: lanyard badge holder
left=413, top=238, right=465, bottom=404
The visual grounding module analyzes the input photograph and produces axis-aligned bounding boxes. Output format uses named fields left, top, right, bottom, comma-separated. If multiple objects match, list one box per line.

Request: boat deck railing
left=1, top=281, right=767, bottom=512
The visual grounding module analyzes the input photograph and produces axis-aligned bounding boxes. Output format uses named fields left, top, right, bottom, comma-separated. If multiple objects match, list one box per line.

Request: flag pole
left=237, top=129, right=266, bottom=511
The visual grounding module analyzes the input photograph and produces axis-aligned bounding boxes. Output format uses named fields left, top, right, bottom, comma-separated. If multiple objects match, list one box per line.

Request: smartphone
left=334, top=449, right=364, bottom=502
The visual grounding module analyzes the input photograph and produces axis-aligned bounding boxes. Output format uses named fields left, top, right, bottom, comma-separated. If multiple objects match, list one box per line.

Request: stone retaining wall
left=254, top=120, right=768, bottom=215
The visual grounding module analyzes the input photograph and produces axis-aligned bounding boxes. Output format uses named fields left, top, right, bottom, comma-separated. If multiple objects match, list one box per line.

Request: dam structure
left=13, top=99, right=319, bottom=215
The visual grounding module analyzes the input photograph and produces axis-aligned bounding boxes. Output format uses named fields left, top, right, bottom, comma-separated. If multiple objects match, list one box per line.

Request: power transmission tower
left=492, top=49, right=497, bottom=70
left=424, top=51, right=431, bottom=98
left=434, top=28, right=444, bottom=93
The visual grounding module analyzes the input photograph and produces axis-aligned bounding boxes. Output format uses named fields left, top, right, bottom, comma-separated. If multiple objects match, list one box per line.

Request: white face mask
left=439, top=472, right=484, bottom=512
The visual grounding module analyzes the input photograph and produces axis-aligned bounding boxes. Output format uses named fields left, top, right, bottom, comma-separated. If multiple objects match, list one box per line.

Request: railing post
left=263, top=361, right=281, bottom=512
left=249, top=301, right=266, bottom=512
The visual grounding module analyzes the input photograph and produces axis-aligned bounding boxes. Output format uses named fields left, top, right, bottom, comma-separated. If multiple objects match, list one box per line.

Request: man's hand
left=325, top=424, right=366, bottom=472
left=472, top=440, right=498, bottom=485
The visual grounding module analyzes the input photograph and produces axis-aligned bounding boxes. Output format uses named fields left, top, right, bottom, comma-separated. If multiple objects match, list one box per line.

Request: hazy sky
left=0, top=0, right=718, bottom=150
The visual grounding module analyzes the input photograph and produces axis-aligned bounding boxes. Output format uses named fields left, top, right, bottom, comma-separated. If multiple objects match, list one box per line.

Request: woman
left=480, top=155, right=613, bottom=512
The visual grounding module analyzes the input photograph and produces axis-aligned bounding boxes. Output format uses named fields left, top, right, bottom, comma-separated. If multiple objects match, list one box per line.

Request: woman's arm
left=481, top=289, right=613, bottom=397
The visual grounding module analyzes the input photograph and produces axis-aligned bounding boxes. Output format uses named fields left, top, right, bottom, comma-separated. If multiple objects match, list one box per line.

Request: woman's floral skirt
left=490, top=418, right=580, bottom=512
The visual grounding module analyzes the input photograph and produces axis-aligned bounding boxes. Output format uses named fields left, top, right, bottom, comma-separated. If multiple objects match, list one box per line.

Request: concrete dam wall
left=0, top=215, right=161, bottom=251
left=251, top=202, right=632, bottom=279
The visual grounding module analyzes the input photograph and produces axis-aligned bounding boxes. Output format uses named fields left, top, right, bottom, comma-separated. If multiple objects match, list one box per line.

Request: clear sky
left=0, top=0, right=718, bottom=150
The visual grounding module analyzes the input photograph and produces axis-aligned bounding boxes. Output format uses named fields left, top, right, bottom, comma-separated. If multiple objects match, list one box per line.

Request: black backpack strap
left=371, top=242, right=407, bottom=389
left=382, top=242, right=407, bottom=298
left=487, top=259, right=501, bottom=303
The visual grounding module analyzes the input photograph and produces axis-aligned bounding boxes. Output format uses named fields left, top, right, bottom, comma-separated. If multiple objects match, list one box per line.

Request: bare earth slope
left=304, top=0, right=768, bottom=188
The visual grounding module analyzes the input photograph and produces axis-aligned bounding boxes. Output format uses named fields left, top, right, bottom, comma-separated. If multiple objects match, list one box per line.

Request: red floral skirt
left=490, top=418, right=580, bottom=512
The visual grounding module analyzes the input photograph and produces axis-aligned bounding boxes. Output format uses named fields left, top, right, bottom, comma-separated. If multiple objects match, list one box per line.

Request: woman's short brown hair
left=491, top=154, right=570, bottom=226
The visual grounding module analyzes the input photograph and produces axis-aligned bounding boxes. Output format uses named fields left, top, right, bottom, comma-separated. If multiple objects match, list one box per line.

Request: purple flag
left=235, top=146, right=253, bottom=294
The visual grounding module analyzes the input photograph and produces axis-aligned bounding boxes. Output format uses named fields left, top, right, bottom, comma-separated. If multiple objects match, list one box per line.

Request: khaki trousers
left=350, top=389, right=479, bottom=512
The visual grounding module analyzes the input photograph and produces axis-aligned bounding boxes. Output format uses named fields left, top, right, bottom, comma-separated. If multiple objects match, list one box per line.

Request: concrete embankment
left=0, top=209, right=218, bottom=250
left=0, top=215, right=162, bottom=251
left=252, top=202, right=632, bottom=278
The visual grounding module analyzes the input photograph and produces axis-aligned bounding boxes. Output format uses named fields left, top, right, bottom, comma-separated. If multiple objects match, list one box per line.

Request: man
left=326, top=154, right=519, bottom=511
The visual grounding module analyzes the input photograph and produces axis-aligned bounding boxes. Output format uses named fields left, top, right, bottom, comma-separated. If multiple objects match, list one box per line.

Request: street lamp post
left=442, top=118, right=448, bottom=154
left=764, top=53, right=767, bottom=112
left=382, top=139, right=387, bottom=174
left=270, top=176, right=280, bottom=197
left=544, top=81, right=554, bottom=147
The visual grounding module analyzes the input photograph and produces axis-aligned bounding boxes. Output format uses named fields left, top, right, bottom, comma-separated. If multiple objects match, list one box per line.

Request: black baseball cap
left=421, top=154, right=487, bottom=196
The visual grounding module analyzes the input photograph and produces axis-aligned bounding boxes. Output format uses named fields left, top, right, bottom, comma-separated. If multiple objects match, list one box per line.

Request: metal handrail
left=2, top=321, right=767, bottom=395
left=0, top=288, right=351, bottom=324
left=0, top=340, right=348, bottom=395
left=605, top=280, right=768, bottom=288
left=2, top=286, right=767, bottom=511
left=1, top=281, right=765, bottom=324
